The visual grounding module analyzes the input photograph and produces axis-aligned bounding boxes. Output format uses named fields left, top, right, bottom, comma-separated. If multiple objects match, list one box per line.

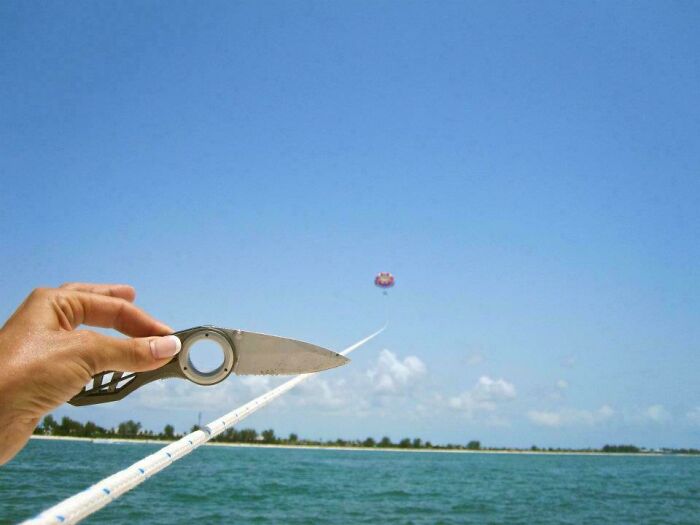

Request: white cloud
left=527, top=405, right=615, bottom=428
left=135, top=379, right=243, bottom=410
left=240, top=376, right=273, bottom=396
left=265, top=349, right=428, bottom=416
left=290, top=376, right=353, bottom=411
left=134, top=373, right=285, bottom=412
left=686, top=407, right=700, bottom=425
left=448, top=376, right=516, bottom=418
left=528, top=410, right=563, bottom=427
left=534, top=379, right=570, bottom=401
left=644, top=404, right=671, bottom=424
left=472, top=376, right=516, bottom=402
left=366, top=349, right=426, bottom=394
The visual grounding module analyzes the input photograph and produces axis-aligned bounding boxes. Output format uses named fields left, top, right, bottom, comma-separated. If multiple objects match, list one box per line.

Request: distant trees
left=35, top=414, right=488, bottom=452
left=261, top=429, right=277, bottom=443
left=42, top=414, right=694, bottom=456
left=83, top=421, right=108, bottom=437
left=238, top=428, right=258, bottom=442
left=42, top=415, right=57, bottom=434
left=34, top=416, right=109, bottom=438
left=117, top=420, right=141, bottom=437
left=213, top=428, right=258, bottom=443
left=163, top=425, right=175, bottom=439
left=360, top=436, right=427, bottom=449
left=602, top=444, right=640, bottom=453
left=662, top=448, right=700, bottom=455
left=35, top=416, right=108, bottom=437
left=378, top=436, right=393, bottom=448
left=58, top=416, right=85, bottom=436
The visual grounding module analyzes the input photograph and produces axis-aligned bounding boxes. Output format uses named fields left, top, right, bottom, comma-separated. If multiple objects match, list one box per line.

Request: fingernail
left=150, top=335, right=181, bottom=359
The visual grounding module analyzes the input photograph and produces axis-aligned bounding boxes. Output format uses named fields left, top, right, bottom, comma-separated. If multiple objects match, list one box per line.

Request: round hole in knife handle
left=187, top=338, right=226, bottom=374
left=178, top=329, right=235, bottom=385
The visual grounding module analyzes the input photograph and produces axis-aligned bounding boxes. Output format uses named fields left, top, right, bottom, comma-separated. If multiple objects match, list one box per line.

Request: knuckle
left=29, top=287, right=52, bottom=299
left=113, top=298, right=132, bottom=323
left=125, top=338, right=151, bottom=367
left=54, top=292, right=71, bottom=310
left=65, top=330, right=102, bottom=373
left=115, top=297, right=129, bottom=308
left=74, top=330, right=99, bottom=361
left=53, top=292, right=83, bottom=329
left=74, top=329, right=97, bottom=345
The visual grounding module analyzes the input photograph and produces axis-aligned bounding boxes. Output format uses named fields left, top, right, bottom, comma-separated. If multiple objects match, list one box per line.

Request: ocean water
left=1, top=440, right=699, bottom=524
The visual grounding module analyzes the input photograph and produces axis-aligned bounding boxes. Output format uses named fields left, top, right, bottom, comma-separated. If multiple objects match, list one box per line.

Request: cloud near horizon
left=134, top=348, right=429, bottom=417
left=528, top=405, right=615, bottom=428
left=129, top=350, right=689, bottom=442
left=448, top=376, right=516, bottom=419
left=686, top=407, right=700, bottom=425
left=643, top=404, right=672, bottom=424
left=366, top=349, right=427, bottom=395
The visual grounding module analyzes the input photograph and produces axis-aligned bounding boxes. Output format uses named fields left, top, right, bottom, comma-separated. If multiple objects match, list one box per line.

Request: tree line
left=33, top=415, right=482, bottom=449
left=33, top=415, right=699, bottom=454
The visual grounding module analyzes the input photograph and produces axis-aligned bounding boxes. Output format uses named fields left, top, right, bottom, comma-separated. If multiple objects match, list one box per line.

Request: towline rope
left=22, top=328, right=384, bottom=525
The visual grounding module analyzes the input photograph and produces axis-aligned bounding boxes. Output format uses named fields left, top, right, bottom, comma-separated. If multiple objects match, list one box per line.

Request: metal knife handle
left=69, top=326, right=237, bottom=406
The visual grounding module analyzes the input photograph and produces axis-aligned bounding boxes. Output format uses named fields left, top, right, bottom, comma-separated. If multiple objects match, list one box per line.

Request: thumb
left=85, top=332, right=182, bottom=373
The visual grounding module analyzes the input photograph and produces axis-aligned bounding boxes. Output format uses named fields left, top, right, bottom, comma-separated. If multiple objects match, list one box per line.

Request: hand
left=0, top=283, right=181, bottom=465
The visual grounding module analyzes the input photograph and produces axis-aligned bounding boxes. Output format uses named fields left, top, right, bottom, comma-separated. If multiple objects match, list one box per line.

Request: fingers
left=80, top=331, right=182, bottom=374
left=59, top=282, right=136, bottom=302
left=54, top=290, right=172, bottom=336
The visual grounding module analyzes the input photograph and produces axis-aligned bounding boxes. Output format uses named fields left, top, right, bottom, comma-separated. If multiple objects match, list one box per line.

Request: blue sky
left=1, top=1, right=698, bottom=448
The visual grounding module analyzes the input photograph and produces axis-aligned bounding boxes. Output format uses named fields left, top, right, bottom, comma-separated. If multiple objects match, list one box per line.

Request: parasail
left=374, top=272, right=395, bottom=294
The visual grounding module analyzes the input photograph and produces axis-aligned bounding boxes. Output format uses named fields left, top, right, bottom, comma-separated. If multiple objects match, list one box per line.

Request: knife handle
left=68, top=326, right=237, bottom=406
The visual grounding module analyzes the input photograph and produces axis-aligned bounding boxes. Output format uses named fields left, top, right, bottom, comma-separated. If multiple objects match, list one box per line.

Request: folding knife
left=69, top=326, right=348, bottom=406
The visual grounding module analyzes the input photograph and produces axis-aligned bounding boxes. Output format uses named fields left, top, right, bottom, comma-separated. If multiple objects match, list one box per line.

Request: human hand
left=0, top=283, right=181, bottom=464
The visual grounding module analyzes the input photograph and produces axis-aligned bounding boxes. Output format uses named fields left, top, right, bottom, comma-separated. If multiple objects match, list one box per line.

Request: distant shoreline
left=31, top=435, right=689, bottom=457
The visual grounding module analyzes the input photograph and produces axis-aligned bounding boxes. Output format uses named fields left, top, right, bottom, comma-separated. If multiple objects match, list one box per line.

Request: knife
left=69, top=326, right=348, bottom=406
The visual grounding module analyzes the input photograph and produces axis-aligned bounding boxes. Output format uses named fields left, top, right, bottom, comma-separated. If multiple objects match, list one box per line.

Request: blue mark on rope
left=102, top=487, right=111, bottom=495
left=138, top=468, right=145, bottom=474
left=56, top=516, right=65, bottom=522
left=166, top=452, right=172, bottom=458
left=188, top=440, right=193, bottom=445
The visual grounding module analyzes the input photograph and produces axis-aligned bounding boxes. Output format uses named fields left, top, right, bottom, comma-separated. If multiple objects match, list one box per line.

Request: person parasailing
left=374, top=272, right=395, bottom=296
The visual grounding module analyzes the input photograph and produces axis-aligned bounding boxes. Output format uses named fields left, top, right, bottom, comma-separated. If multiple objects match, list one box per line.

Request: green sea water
left=2, top=439, right=699, bottom=524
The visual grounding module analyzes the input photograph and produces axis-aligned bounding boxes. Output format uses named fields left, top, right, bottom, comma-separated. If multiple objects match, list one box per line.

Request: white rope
left=22, top=327, right=384, bottom=525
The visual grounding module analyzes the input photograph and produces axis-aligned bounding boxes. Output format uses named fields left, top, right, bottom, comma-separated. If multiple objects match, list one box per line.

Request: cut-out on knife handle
left=69, top=326, right=237, bottom=406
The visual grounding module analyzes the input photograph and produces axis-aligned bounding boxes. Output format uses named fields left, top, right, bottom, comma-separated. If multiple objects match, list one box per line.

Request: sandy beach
left=30, top=434, right=671, bottom=457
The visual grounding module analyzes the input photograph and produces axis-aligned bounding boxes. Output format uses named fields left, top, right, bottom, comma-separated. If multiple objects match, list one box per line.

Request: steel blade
left=223, top=329, right=349, bottom=375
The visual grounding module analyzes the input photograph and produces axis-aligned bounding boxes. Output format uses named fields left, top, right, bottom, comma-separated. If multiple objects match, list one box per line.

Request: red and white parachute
left=374, top=272, right=395, bottom=294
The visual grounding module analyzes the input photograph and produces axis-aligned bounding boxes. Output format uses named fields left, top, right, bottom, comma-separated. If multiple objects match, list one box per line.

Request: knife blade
left=224, top=329, right=349, bottom=375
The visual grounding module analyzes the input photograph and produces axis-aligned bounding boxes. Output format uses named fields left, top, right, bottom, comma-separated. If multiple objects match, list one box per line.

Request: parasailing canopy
left=374, top=272, right=395, bottom=290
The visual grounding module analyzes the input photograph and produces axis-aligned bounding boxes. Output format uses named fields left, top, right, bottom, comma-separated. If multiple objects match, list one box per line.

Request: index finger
left=57, top=290, right=173, bottom=337
left=59, top=282, right=136, bottom=302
